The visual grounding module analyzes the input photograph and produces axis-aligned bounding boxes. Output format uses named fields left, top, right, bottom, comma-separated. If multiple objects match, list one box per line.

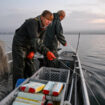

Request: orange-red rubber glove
left=46, top=51, right=56, bottom=61
left=27, top=51, right=34, bottom=59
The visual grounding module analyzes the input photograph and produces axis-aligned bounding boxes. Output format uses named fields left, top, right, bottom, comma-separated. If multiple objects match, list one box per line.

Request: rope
left=57, top=59, right=80, bottom=77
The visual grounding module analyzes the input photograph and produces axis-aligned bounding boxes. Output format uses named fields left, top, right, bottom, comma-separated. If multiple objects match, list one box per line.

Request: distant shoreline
left=0, top=32, right=14, bottom=35
left=64, top=32, right=105, bottom=35
left=0, top=32, right=105, bottom=35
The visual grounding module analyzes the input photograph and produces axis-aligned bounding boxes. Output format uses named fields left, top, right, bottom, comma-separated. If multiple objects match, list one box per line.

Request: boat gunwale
left=0, top=51, right=90, bottom=105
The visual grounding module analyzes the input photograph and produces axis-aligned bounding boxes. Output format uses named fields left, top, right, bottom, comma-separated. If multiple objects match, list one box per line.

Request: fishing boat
left=0, top=47, right=90, bottom=105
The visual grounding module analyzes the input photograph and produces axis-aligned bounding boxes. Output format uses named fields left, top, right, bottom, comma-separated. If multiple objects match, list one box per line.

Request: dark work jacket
left=44, top=13, right=66, bottom=51
left=12, top=16, right=49, bottom=55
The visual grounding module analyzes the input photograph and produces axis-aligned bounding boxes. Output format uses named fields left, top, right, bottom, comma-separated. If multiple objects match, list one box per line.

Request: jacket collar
left=53, top=13, right=60, bottom=21
left=35, top=16, right=46, bottom=31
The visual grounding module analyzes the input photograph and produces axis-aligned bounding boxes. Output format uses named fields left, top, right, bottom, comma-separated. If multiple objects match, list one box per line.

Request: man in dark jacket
left=44, top=10, right=67, bottom=57
left=12, top=10, right=56, bottom=88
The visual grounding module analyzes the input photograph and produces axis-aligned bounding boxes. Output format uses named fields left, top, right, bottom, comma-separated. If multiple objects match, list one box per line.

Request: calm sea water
left=0, top=34, right=105, bottom=104
left=65, top=34, right=105, bottom=105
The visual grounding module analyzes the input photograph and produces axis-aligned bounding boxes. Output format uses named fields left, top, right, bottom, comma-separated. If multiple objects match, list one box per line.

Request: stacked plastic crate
left=12, top=67, right=70, bottom=105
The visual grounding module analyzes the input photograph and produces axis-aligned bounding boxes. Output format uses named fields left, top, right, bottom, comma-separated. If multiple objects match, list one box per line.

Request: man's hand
left=46, top=51, right=56, bottom=60
left=27, top=51, right=34, bottom=59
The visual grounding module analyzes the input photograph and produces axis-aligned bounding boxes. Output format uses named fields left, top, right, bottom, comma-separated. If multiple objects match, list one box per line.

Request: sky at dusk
left=0, top=0, right=105, bottom=33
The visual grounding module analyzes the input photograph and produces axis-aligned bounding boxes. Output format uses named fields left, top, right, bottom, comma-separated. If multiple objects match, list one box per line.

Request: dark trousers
left=12, top=45, right=37, bottom=89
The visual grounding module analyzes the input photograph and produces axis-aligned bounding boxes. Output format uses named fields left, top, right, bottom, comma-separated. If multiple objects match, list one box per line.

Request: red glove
left=64, top=43, right=67, bottom=46
left=27, top=52, right=34, bottom=59
left=46, top=51, right=56, bottom=61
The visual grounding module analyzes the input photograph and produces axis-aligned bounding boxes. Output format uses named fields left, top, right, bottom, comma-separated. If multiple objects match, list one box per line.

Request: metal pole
left=77, top=55, right=90, bottom=105
left=76, top=33, right=80, bottom=54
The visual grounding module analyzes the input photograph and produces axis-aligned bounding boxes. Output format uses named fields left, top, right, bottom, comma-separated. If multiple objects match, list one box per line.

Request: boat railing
left=6, top=51, right=12, bottom=61
left=77, top=54, right=90, bottom=105
left=6, top=51, right=12, bottom=73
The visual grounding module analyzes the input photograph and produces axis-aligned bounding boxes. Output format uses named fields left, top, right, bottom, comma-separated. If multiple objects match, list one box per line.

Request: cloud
left=91, top=19, right=105, bottom=24
left=97, top=0, right=105, bottom=3
left=62, top=11, right=105, bottom=32
left=65, top=1, right=105, bottom=16
left=0, top=0, right=105, bottom=33
left=0, top=9, right=41, bottom=32
left=0, top=10, right=105, bottom=33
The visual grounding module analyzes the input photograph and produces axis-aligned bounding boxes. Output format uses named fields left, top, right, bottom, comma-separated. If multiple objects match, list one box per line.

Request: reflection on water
left=0, top=34, right=105, bottom=104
